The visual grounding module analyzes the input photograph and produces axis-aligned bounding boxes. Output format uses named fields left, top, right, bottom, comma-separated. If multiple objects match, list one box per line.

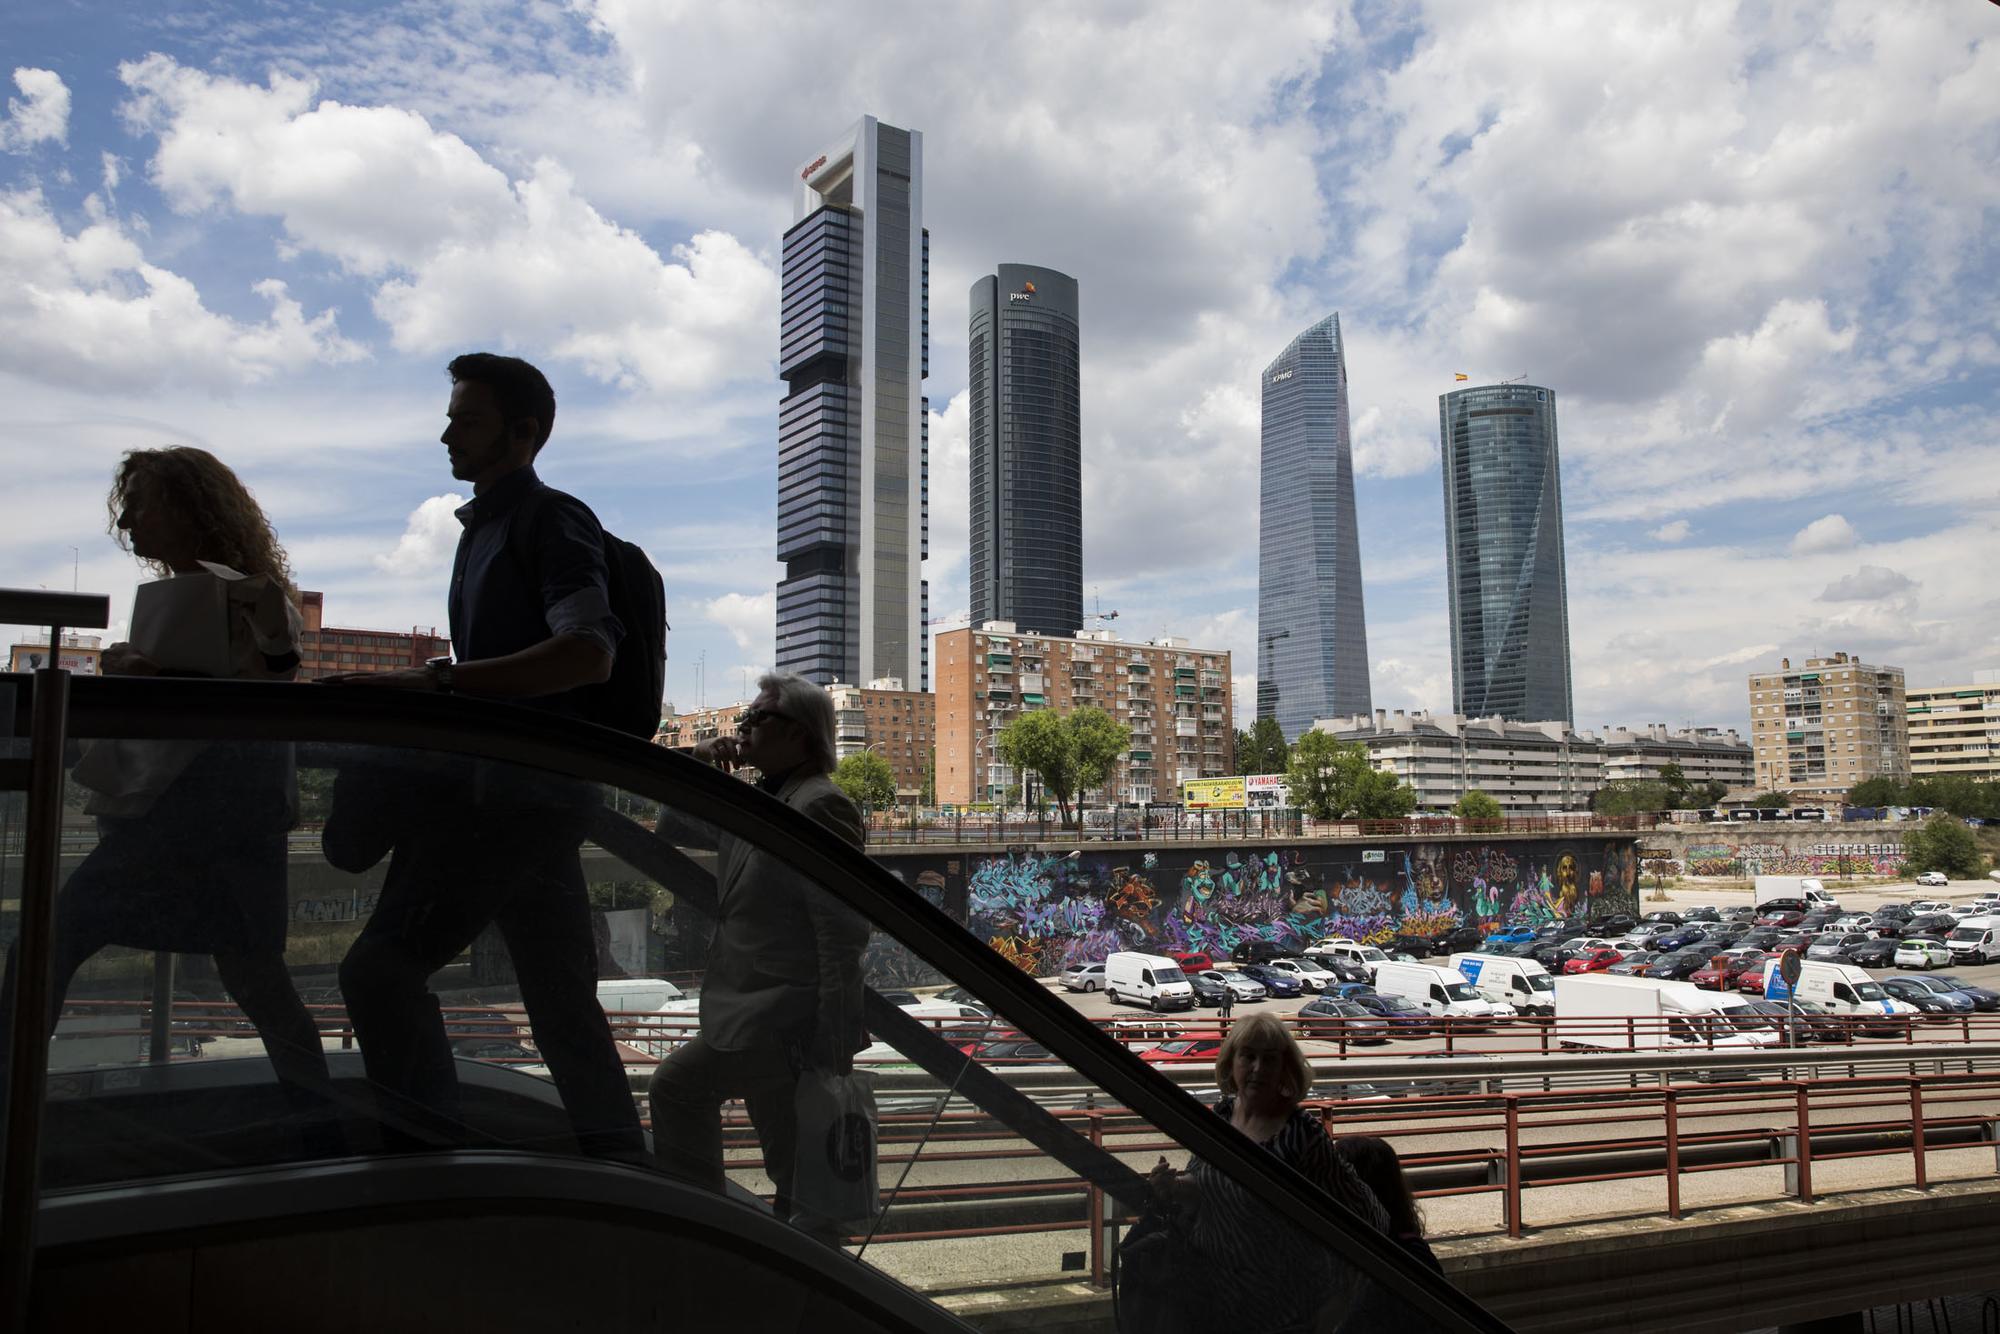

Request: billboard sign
left=1243, top=774, right=1292, bottom=808
left=1182, top=777, right=1247, bottom=810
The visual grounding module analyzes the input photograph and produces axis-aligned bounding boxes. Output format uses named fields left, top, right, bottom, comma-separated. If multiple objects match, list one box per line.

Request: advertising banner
left=1243, top=774, right=1292, bottom=808
left=1182, top=777, right=1247, bottom=809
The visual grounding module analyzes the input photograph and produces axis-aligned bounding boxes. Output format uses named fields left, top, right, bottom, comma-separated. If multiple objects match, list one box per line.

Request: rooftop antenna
left=1500, top=373, right=1530, bottom=385
left=1090, top=588, right=1119, bottom=630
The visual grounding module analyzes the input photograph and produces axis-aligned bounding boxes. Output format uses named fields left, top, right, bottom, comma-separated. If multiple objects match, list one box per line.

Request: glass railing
left=1, top=671, right=1503, bottom=1333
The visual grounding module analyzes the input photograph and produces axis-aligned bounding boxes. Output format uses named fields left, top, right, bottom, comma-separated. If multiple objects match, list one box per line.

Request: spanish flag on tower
left=1454, top=372, right=1470, bottom=381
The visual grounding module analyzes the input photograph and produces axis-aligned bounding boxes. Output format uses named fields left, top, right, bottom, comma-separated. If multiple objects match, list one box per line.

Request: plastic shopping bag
left=791, top=1067, right=879, bottom=1224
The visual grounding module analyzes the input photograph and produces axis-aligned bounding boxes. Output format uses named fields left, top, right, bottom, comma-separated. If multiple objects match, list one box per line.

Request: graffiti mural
left=872, top=838, right=1640, bottom=978
left=1635, top=841, right=1904, bottom=879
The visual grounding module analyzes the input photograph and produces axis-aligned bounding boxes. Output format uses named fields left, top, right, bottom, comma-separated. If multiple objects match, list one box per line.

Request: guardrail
left=856, top=809, right=1661, bottom=846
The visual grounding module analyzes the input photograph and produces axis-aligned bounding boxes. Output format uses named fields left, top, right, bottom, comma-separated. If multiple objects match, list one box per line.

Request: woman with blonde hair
left=1135, top=1011, right=1392, bottom=1332
left=3, top=446, right=329, bottom=1124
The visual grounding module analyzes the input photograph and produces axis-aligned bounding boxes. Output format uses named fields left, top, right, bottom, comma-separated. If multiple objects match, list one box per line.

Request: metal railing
left=858, top=807, right=1662, bottom=846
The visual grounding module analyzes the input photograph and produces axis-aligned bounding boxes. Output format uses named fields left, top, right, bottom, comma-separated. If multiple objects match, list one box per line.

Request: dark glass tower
left=1256, top=313, right=1371, bottom=741
left=777, top=116, right=930, bottom=688
left=968, top=264, right=1082, bottom=635
left=1439, top=382, right=1573, bottom=723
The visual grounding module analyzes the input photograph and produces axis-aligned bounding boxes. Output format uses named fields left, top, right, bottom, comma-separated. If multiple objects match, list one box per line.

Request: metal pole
left=1664, top=1089, right=1681, bottom=1220
left=1, top=664, right=74, bottom=1321
left=1503, top=1095, right=1523, bottom=1238
left=1087, top=1110, right=1108, bottom=1287
left=148, top=951, right=175, bottom=1064
left=1793, top=1081, right=1814, bottom=1203
left=1910, top=1079, right=1927, bottom=1190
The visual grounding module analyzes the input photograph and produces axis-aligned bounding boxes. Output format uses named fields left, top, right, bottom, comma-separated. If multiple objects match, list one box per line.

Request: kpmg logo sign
left=1008, top=279, right=1038, bottom=304
left=1268, top=369, right=1295, bottom=384
left=801, top=154, right=828, bottom=181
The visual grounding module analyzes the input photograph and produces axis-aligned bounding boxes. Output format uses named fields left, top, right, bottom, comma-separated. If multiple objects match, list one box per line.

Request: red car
left=1692, top=951, right=1769, bottom=990
left=1736, top=968, right=1769, bottom=995
left=1162, top=950, right=1215, bottom=976
left=1561, top=948, right=1624, bottom=975
left=1756, top=910, right=1805, bottom=929
left=1138, top=1032, right=1225, bottom=1065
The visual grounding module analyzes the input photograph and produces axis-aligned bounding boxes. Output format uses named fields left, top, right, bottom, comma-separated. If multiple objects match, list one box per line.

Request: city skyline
left=0, top=6, right=1995, bottom=742
left=967, top=263, right=1082, bottom=638
left=1440, top=382, right=1575, bottom=725
left=1257, top=313, right=1372, bottom=740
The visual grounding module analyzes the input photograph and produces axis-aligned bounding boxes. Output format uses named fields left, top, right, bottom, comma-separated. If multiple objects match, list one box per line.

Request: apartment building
left=1747, top=653, right=1908, bottom=801
left=1317, top=709, right=1603, bottom=812
left=1906, top=674, right=2000, bottom=779
left=295, top=592, right=450, bottom=680
left=8, top=633, right=103, bottom=674
left=656, top=700, right=753, bottom=752
left=828, top=678, right=936, bottom=801
left=936, top=622, right=1233, bottom=807
left=1597, top=723, right=1754, bottom=790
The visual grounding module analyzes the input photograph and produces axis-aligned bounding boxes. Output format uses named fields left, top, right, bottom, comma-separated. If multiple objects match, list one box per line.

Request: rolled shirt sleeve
left=533, top=495, right=625, bottom=657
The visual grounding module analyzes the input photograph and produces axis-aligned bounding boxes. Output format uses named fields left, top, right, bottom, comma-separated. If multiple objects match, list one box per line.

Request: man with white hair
left=649, top=671, right=868, bottom=1235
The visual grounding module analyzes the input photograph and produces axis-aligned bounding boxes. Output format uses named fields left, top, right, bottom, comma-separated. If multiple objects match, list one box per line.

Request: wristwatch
left=425, top=655, right=456, bottom=694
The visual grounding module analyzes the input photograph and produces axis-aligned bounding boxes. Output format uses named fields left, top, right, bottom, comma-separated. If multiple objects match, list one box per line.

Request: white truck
left=1105, top=952, right=1197, bottom=1012
left=1374, top=961, right=1515, bottom=1023
left=1759, top=958, right=1916, bottom=1028
left=1448, top=953, right=1556, bottom=1017
left=1554, top=974, right=1776, bottom=1051
left=1946, top=916, right=1997, bottom=966
left=1754, top=875, right=1839, bottom=911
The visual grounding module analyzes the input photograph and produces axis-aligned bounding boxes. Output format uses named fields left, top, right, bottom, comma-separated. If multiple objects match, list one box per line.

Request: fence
left=859, top=808, right=1661, bottom=846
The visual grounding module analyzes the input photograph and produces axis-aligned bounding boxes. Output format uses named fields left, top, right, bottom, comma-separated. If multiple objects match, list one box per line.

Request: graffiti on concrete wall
left=1637, top=841, right=1905, bottom=879
left=873, top=839, right=1639, bottom=978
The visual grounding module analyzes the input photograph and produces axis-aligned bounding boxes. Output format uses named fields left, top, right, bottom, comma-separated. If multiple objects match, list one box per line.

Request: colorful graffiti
left=1636, top=840, right=1905, bottom=879
left=872, top=838, right=1640, bottom=978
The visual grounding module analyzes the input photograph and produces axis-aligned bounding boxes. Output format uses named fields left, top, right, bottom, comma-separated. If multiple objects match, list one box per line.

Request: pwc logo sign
left=1008, top=280, right=1037, bottom=304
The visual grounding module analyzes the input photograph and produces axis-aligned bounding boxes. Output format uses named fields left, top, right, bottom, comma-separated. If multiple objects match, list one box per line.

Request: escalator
left=2, top=671, right=1510, bottom=1332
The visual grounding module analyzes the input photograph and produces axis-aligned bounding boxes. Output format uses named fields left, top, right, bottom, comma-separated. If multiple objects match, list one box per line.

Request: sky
left=2, top=0, right=1996, bottom=736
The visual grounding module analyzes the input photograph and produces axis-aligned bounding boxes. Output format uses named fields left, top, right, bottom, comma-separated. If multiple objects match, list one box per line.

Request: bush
left=1903, top=814, right=1986, bottom=879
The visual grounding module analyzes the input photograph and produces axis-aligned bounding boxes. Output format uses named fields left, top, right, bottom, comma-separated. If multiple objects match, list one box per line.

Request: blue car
left=1235, top=963, right=1303, bottom=997
left=1926, top=975, right=2000, bottom=1012
left=1484, top=926, right=1537, bottom=946
left=1344, top=992, right=1433, bottom=1035
left=1332, top=982, right=1378, bottom=1001
left=1654, top=926, right=1711, bottom=953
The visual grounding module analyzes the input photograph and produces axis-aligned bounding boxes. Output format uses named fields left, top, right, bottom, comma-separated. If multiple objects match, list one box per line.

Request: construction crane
left=1090, top=590, right=1119, bottom=630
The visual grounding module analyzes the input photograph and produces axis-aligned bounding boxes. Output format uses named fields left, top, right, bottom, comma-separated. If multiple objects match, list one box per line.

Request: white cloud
left=373, top=494, right=466, bottom=577
left=119, top=55, right=779, bottom=394
left=1649, top=519, right=1692, bottom=543
left=704, top=590, right=775, bottom=657
left=0, top=188, right=363, bottom=390
left=0, top=68, right=70, bottom=150
left=1790, top=514, right=1858, bottom=555
left=1819, top=564, right=1917, bottom=603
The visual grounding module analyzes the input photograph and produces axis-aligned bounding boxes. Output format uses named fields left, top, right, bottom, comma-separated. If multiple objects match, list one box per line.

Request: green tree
left=995, top=708, right=1129, bottom=825
left=1904, top=813, right=1986, bottom=879
left=1750, top=790, right=1792, bottom=809
left=1234, top=717, right=1290, bottom=775
left=1657, top=762, right=1693, bottom=808
left=1284, top=731, right=1415, bottom=819
left=1847, top=776, right=1903, bottom=807
left=1454, top=789, right=1504, bottom=823
left=920, top=748, right=937, bottom=807
left=832, top=751, right=896, bottom=809
left=1069, top=707, right=1131, bottom=812
left=1591, top=780, right=1673, bottom=817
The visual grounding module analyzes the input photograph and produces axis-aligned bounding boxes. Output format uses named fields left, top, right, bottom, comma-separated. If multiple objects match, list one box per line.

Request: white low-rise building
left=1597, top=723, right=1753, bottom=789
left=1314, top=709, right=1604, bottom=812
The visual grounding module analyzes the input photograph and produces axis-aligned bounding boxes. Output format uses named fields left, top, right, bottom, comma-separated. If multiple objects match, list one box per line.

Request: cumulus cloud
left=704, top=590, right=775, bottom=656
left=1650, top=519, right=1692, bottom=543
left=1790, top=514, right=1858, bottom=555
left=118, top=55, right=778, bottom=392
left=0, top=68, right=69, bottom=150
left=373, top=494, right=466, bottom=577
left=0, top=188, right=364, bottom=391
left=1819, top=565, right=1917, bottom=603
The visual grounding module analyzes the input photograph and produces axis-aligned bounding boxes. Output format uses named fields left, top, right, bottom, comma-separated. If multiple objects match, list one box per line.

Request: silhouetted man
left=327, top=352, right=642, bottom=1160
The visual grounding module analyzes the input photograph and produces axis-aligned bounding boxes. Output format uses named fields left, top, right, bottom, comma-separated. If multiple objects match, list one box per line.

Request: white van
left=1105, top=952, right=1197, bottom=1012
left=1762, top=959, right=1916, bottom=1026
left=1947, top=916, right=1998, bottom=965
left=595, top=977, right=694, bottom=1056
left=1307, top=940, right=1392, bottom=979
left=1375, top=961, right=1514, bottom=1023
left=1449, top=953, right=1556, bottom=1016
left=1554, top=974, right=1775, bottom=1051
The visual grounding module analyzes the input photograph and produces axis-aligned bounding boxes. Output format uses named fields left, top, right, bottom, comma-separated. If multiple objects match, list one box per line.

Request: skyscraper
left=1257, top=313, right=1371, bottom=741
left=1439, top=382, right=1573, bottom=724
left=776, top=116, right=930, bottom=688
left=968, top=264, right=1081, bottom=636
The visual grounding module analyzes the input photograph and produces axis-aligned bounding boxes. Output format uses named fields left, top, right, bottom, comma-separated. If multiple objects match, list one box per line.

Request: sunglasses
left=735, top=707, right=791, bottom=732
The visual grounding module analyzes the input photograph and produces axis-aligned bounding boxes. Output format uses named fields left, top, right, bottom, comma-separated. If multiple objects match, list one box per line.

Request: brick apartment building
left=829, top=679, right=934, bottom=802
left=1747, top=652, right=1909, bottom=803
left=295, top=592, right=450, bottom=680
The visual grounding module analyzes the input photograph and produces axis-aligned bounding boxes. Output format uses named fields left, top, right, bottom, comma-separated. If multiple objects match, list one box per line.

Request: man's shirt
left=449, top=464, right=623, bottom=719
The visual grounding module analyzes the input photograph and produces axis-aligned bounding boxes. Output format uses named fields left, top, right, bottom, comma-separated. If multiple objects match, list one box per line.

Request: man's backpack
left=507, top=487, right=667, bottom=739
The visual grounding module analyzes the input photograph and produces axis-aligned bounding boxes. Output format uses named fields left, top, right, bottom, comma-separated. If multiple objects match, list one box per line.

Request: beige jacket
left=697, top=769, right=869, bottom=1055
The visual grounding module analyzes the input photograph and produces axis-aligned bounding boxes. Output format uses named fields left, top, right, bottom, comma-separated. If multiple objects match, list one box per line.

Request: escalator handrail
left=17, top=674, right=1510, bottom=1333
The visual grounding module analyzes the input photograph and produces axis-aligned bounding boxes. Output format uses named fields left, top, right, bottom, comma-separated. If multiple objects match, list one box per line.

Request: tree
left=1750, top=790, right=1792, bottom=809
left=1657, top=762, right=1693, bottom=808
left=1904, top=813, right=1986, bottom=879
left=1284, top=731, right=1415, bottom=820
left=1591, top=780, right=1672, bottom=817
left=832, top=751, right=896, bottom=809
left=1847, top=776, right=1902, bottom=808
left=1235, top=717, right=1289, bottom=775
left=995, top=708, right=1132, bottom=826
left=1455, top=789, right=1503, bottom=822
left=920, top=748, right=937, bottom=807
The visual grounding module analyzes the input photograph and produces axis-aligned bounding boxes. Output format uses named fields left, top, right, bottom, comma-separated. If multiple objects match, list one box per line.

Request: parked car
left=1654, top=926, right=1711, bottom=952
left=1059, top=961, right=1106, bottom=993
left=1296, top=995, right=1392, bottom=1044
left=1344, top=992, right=1434, bottom=1036
left=1608, top=951, right=1662, bottom=975
left=1523, top=941, right=1570, bottom=968
left=1880, top=976, right=1974, bottom=1015
left=1924, top=975, right=2000, bottom=1012
left=1387, top=933, right=1439, bottom=958
left=1640, top=911, right=1684, bottom=926
left=1684, top=906, right=1723, bottom=923
left=1844, top=938, right=1899, bottom=968
left=1315, top=955, right=1374, bottom=984
left=1561, top=948, right=1625, bottom=975
left=973, top=1039, right=1054, bottom=1062
left=1915, top=872, right=1950, bottom=888
left=1587, top=914, right=1638, bottom=936
left=1893, top=939, right=1954, bottom=970
left=1162, top=950, right=1215, bottom=976
left=1908, top=898, right=1955, bottom=914
left=1621, top=924, right=1678, bottom=948
left=1907, top=913, right=1959, bottom=936
left=1484, top=926, right=1538, bottom=946
left=1738, top=929, right=1787, bottom=952
left=1330, top=982, right=1379, bottom=1001
left=1437, top=926, right=1487, bottom=955
left=1691, top=951, right=1769, bottom=990
left=1746, top=998, right=1846, bottom=1043
left=1644, top=952, right=1710, bottom=981
left=1228, top=938, right=1289, bottom=965
left=1262, top=956, right=1339, bottom=993
left=1808, top=933, right=1872, bottom=962
left=1139, top=1032, right=1227, bottom=1065
left=1235, top=963, right=1304, bottom=997
left=1189, top=970, right=1267, bottom=1007
left=1755, top=909, right=1805, bottom=929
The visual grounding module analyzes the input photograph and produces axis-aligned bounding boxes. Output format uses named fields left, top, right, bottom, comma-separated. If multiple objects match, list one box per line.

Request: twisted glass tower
left=968, top=264, right=1082, bottom=636
left=776, top=117, right=930, bottom=688
left=1257, top=313, right=1371, bottom=741
left=1439, top=382, right=1573, bottom=723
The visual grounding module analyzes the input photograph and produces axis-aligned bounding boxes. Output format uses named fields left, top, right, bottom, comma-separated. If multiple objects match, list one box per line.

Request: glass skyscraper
left=1257, top=313, right=1371, bottom=741
left=968, top=264, right=1081, bottom=636
left=776, top=116, right=930, bottom=688
left=1439, top=382, right=1573, bottom=723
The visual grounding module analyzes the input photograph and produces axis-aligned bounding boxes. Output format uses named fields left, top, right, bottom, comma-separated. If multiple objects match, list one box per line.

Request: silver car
left=1202, top=969, right=1269, bottom=1001
left=1059, top=961, right=1107, bottom=993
